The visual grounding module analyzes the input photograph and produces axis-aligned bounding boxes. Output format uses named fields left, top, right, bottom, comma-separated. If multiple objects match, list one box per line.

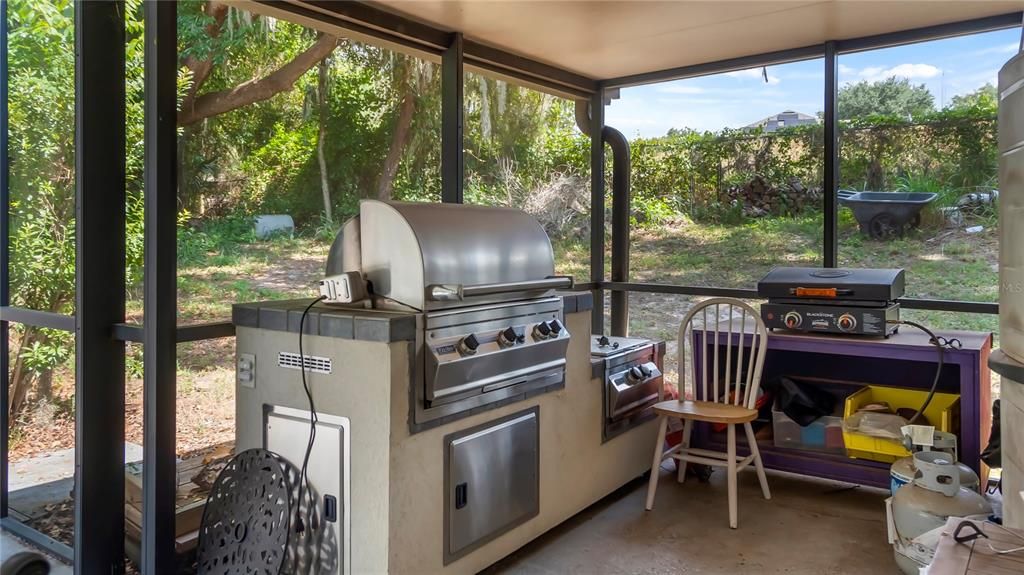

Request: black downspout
left=823, top=40, right=839, bottom=267
left=576, top=101, right=631, bottom=336
left=605, top=127, right=631, bottom=337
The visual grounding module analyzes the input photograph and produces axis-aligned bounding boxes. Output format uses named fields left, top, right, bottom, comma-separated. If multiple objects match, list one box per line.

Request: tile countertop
left=231, top=290, right=594, bottom=343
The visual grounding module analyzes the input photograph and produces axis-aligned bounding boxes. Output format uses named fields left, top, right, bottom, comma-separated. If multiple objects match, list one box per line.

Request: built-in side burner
left=591, top=335, right=664, bottom=441
left=591, top=335, right=652, bottom=358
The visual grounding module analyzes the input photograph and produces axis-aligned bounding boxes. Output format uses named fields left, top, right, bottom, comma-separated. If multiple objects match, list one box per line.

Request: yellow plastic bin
left=842, top=385, right=960, bottom=463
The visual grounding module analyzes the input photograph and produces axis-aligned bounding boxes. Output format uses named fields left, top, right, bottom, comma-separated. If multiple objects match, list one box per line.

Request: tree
left=947, top=83, right=997, bottom=113
left=7, top=0, right=147, bottom=418
left=838, top=77, right=935, bottom=120
left=177, top=2, right=339, bottom=127
left=316, top=56, right=333, bottom=224
left=376, top=57, right=423, bottom=200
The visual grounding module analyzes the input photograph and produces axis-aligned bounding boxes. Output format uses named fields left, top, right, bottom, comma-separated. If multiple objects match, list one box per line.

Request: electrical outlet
left=319, top=271, right=367, bottom=303
left=237, top=353, right=256, bottom=388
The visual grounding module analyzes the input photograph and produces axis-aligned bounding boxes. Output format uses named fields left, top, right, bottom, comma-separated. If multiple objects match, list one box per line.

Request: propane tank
left=890, top=456, right=979, bottom=494
left=890, top=430, right=980, bottom=494
left=890, top=451, right=992, bottom=574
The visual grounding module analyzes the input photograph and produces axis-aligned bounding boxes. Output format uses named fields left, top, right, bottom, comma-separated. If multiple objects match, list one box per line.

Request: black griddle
left=757, top=267, right=904, bottom=337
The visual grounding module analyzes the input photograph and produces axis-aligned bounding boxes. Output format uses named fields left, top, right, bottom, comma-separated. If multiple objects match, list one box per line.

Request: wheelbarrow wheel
left=868, top=213, right=899, bottom=240
left=909, top=212, right=922, bottom=229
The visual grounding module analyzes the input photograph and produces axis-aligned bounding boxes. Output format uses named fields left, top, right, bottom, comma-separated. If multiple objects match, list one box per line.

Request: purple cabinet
left=690, top=329, right=992, bottom=488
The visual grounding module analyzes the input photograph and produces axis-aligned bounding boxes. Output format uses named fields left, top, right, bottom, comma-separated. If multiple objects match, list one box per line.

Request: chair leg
left=726, top=423, right=738, bottom=529
left=645, top=415, right=669, bottom=511
left=677, top=419, right=692, bottom=483
left=744, top=422, right=771, bottom=500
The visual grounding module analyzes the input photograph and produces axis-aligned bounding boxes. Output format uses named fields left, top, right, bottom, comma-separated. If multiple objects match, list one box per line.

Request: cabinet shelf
left=689, top=328, right=992, bottom=488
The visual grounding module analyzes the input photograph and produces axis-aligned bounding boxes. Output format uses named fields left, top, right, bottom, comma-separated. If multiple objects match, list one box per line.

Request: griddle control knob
left=784, top=311, right=803, bottom=328
left=627, top=366, right=644, bottom=383
left=838, top=313, right=857, bottom=332
left=547, top=319, right=563, bottom=336
left=458, top=333, right=480, bottom=355
left=497, top=327, right=518, bottom=348
left=533, top=321, right=551, bottom=340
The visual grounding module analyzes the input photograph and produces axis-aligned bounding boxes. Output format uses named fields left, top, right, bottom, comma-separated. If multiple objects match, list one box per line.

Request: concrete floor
left=487, top=465, right=898, bottom=575
left=1, top=464, right=898, bottom=574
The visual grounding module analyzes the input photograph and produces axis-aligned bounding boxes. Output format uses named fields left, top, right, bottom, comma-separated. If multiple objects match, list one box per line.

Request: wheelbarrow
left=838, top=190, right=938, bottom=239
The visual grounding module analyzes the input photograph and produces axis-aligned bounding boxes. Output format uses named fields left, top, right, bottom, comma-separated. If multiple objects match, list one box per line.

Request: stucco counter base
left=234, top=308, right=658, bottom=574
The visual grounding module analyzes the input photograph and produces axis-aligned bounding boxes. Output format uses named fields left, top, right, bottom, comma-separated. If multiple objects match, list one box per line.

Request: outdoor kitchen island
left=232, top=293, right=658, bottom=574
left=230, top=201, right=661, bottom=574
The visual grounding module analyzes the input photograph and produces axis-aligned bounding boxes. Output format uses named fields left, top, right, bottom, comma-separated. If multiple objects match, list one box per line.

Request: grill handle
left=428, top=276, right=573, bottom=301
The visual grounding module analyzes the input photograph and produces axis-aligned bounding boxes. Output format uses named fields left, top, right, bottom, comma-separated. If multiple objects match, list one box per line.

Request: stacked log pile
left=123, top=442, right=233, bottom=566
left=726, top=175, right=822, bottom=217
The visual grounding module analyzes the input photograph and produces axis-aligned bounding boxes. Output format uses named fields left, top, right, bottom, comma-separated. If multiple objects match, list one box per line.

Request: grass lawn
left=554, top=209, right=1000, bottom=387
left=10, top=209, right=1000, bottom=460
left=555, top=209, right=999, bottom=336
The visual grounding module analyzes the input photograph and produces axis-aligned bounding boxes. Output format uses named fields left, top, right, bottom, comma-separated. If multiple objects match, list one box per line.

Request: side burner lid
left=591, top=335, right=652, bottom=357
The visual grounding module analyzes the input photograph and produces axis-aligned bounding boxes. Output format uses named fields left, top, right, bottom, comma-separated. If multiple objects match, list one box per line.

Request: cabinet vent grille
left=277, top=351, right=332, bottom=375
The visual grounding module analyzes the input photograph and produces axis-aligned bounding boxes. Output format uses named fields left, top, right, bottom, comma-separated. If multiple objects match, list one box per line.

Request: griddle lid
left=757, top=267, right=905, bottom=301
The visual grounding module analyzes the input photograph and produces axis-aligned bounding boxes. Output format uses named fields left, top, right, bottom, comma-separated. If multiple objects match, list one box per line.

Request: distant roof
left=745, top=110, right=819, bottom=129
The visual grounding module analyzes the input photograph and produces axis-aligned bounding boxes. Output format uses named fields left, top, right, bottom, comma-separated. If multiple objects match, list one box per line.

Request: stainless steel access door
left=444, top=407, right=539, bottom=564
left=265, top=405, right=350, bottom=575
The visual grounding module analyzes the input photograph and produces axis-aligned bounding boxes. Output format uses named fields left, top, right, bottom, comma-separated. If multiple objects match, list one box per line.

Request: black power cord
left=295, top=295, right=327, bottom=537
left=887, top=319, right=959, bottom=424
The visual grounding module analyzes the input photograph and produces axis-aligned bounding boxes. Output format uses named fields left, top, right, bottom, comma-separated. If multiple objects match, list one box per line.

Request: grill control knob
left=784, top=311, right=803, bottom=329
left=627, top=366, right=644, bottom=383
left=458, top=333, right=480, bottom=355
left=533, top=321, right=551, bottom=340
left=838, top=313, right=857, bottom=332
left=497, top=327, right=518, bottom=348
left=639, top=364, right=652, bottom=377
left=547, top=319, right=563, bottom=336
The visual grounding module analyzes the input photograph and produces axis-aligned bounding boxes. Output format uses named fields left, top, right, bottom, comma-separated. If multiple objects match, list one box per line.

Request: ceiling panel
left=369, top=0, right=1024, bottom=80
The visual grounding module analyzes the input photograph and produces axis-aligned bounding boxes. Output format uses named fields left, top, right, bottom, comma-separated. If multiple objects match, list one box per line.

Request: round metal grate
left=197, top=448, right=291, bottom=575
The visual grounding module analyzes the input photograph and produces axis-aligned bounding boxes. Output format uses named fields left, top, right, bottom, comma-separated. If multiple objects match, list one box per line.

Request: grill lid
left=757, top=267, right=905, bottom=302
left=336, top=200, right=565, bottom=311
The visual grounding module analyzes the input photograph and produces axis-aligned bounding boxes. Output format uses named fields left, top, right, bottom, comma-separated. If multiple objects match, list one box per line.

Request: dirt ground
left=9, top=242, right=329, bottom=462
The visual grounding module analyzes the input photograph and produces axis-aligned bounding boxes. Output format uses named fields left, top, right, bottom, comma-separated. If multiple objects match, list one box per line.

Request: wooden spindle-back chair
left=644, top=297, right=771, bottom=528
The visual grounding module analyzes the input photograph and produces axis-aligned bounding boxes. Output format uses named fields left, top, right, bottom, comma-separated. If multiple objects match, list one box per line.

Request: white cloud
left=884, top=63, right=942, bottom=79
left=655, top=85, right=786, bottom=98
left=656, top=85, right=706, bottom=95
left=724, top=67, right=781, bottom=85
left=947, top=67, right=999, bottom=96
left=655, top=97, right=732, bottom=106
left=780, top=70, right=825, bottom=81
left=851, top=63, right=942, bottom=82
left=970, top=42, right=1019, bottom=57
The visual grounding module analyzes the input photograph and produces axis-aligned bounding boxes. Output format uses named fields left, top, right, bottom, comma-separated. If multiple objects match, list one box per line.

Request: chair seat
left=653, top=400, right=757, bottom=424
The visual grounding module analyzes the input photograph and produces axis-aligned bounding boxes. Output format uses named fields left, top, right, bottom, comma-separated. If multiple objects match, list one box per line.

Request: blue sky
left=606, top=28, right=1021, bottom=138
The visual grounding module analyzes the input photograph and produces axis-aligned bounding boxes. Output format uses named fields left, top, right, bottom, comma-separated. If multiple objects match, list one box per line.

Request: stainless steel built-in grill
left=326, top=200, right=573, bottom=427
left=592, top=335, right=663, bottom=441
